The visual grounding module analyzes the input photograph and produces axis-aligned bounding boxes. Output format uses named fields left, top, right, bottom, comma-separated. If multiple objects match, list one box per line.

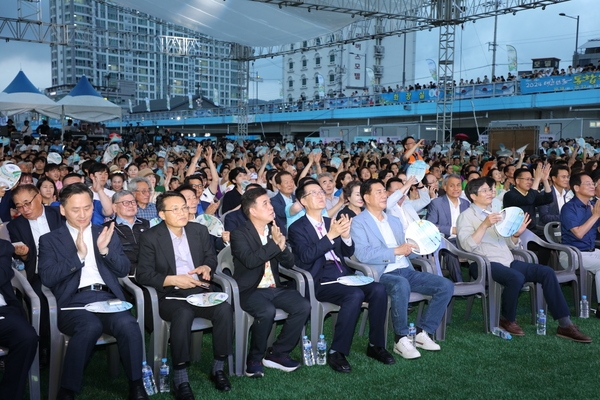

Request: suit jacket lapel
left=185, top=225, right=200, bottom=268
left=156, top=223, right=177, bottom=275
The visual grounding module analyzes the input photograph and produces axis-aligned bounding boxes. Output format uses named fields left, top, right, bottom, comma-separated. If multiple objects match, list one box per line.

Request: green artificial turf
left=14, top=286, right=600, bottom=400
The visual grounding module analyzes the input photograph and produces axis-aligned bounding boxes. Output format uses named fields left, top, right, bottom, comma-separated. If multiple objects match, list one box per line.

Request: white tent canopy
left=0, top=71, right=62, bottom=118
left=57, top=76, right=122, bottom=122
left=114, top=0, right=354, bottom=48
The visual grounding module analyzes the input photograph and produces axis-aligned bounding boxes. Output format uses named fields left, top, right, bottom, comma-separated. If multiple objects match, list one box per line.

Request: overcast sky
left=1, top=0, right=599, bottom=100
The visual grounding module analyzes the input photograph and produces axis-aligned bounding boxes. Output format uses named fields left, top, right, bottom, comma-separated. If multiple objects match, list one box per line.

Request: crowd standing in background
left=1, top=126, right=599, bottom=399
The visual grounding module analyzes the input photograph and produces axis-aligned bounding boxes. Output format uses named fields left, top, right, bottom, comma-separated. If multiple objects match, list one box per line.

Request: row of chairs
left=8, top=224, right=581, bottom=400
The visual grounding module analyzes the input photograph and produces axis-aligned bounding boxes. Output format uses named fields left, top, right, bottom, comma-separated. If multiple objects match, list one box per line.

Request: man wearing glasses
left=561, top=173, right=600, bottom=318
left=137, top=192, right=233, bottom=397
left=105, top=190, right=149, bottom=276
left=129, top=177, right=158, bottom=220
left=503, top=165, right=552, bottom=233
left=458, top=178, right=590, bottom=342
left=8, top=184, right=64, bottom=367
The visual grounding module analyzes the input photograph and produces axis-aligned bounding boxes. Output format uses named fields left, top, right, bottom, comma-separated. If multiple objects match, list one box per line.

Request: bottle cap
left=162, top=358, right=167, bottom=362
left=319, top=334, right=324, bottom=338
left=303, top=335, right=308, bottom=339
left=582, top=295, right=587, bottom=299
left=539, top=309, right=544, bottom=313
left=506, top=333, right=512, bottom=339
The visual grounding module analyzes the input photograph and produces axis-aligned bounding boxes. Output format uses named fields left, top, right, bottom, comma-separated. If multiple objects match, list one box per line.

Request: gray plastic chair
left=292, top=257, right=378, bottom=356
left=1, top=270, right=41, bottom=400
left=520, top=228, right=580, bottom=315
left=45, top=277, right=145, bottom=400
left=345, top=256, right=446, bottom=342
left=544, top=221, right=592, bottom=304
left=433, top=238, right=489, bottom=335
left=216, top=246, right=305, bottom=376
left=144, top=274, right=234, bottom=379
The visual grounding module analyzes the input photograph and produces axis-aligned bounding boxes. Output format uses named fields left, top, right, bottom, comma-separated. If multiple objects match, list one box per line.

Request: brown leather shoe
left=499, top=318, right=525, bottom=336
left=556, top=324, right=592, bottom=343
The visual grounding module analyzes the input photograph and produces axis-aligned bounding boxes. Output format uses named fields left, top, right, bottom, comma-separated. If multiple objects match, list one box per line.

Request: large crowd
left=2, top=130, right=600, bottom=400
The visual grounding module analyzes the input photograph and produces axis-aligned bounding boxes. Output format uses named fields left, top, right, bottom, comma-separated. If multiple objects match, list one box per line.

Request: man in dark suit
left=8, top=184, right=64, bottom=365
left=223, top=183, right=262, bottom=232
left=426, top=174, right=470, bottom=282
left=230, top=187, right=310, bottom=378
left=0, top=239, right=39, bottom=400
left=270, top=171, right=296, bottom=236
left=288, top=181, right=393, bottom=373
left=38, top=183, right=148, bottom=400
left=136, top=191, right=233, bottom=397
left=538, top=164, right=571, bottom=225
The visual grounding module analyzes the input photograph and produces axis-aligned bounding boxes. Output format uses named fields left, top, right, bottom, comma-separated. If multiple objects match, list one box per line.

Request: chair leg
left=481, top=294, right=489, bottom=334
left=358, top=309, right=368, bottom=337
left=28, top=342, right=40, bottom=400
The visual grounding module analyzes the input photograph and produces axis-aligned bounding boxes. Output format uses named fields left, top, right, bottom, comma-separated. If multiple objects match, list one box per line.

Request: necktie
left=315, top=222, right=344, bottom=274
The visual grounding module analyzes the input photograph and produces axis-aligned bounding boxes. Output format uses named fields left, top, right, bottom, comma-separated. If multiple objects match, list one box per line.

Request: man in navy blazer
left=270, top=171, right=296, bottom=236
left=288, top=181, right=393, bottom=373
left=352, top=179, right=453, bottom=361
left=230, top=187, right=310, bottom=378
left=38, top=183, right=147, bottom=400
left=426, top=174, right=470, bottom=282
left=0, top=239, right=38, bottom=400
left=8, top=184, right=64, bottom=365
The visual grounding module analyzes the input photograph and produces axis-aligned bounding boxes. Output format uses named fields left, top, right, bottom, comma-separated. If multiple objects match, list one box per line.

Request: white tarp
left=57, top=76, right=121, bottom=122
left=0, top=71, right=62, bottom=118
left=114, top=0, right=354, bottom=48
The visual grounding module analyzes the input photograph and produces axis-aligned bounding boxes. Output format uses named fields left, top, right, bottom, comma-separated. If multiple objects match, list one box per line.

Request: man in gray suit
left=426, top=174, right=470, bottom=282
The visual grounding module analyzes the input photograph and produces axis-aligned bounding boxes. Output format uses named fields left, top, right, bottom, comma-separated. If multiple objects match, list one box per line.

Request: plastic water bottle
left=159, top=358, right=170, bottom=393
left=580, top=295, right=590, bottom=319
left=141, top=361, right=157, bottom=395
left=316, top=334, right=327, bottom=366
left=302, top=336, right=314, bottom=366
left=491, top=327, right=512, bottom=340
left=408, top=323, right=417, bottom=347
left=536, top=309, right=546, bottom=336
left=11, top=258, right=24, bottom=271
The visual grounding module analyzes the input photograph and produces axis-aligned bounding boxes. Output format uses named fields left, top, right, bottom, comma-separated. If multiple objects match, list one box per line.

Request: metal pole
left=575, top=16, right=580, bottom=57
left=491, top=1, right=499, bottom=81
left=402, top=34, right=407, bottom=88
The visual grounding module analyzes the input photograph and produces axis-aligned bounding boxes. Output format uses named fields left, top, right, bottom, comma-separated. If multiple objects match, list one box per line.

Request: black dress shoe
left=128, top=383, right=149, bottom=400
left=174, top=382, right=195, bottom=400
left=57, top=387, right=75, bottom=400
left=366, top=345, right=396, bottom=365
left=211, top=370, right=231, bottom=392
left=327, top=352, right=351, bottom=373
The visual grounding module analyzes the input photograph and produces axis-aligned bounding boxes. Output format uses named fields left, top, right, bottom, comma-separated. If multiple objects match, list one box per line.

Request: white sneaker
left=393, top=337, right=421, bottom=359
left=415, top=331, right=441, bottom=351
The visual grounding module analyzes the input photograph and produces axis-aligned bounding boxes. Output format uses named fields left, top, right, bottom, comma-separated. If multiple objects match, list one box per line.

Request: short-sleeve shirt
left=561, top=196, right=599, bottom=252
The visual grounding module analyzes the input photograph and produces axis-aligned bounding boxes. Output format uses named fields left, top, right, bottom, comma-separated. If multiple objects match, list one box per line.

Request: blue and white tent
left=57, top=76, right=121, bottom=122
left=0, top=71, right=61, bottom=118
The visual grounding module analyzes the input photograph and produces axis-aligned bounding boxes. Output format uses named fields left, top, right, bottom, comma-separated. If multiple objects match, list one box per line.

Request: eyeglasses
left=135, top=189, right=151, bottom=194
left=163, top=206, right=190, bottom=214
left=579, top=182, right=597, bottom=187
left=115, top=200, right=136, bottom=207
left=302, top=190, right=326, bottom=198
left=15, top=193, right=38, bottom=211
left=477, top=188, right=493, bottom=194
left=190, top=184, right=203, bottom=189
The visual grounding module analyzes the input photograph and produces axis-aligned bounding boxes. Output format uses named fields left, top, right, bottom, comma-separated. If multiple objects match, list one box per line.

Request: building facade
left=282, top=33, right=417, bottom=102
left=48, top=0, right=243, bottom=108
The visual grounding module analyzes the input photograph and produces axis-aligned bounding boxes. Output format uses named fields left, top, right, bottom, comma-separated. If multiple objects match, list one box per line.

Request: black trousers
left=242, top=287, right=310, bottom=362
left=58, top=290, right=144, bottom=392
left=159, top=296, right=233, bottom=365
left=0, top=305, right=38, bottom=400
left=316, top=281, right=387, bottom=355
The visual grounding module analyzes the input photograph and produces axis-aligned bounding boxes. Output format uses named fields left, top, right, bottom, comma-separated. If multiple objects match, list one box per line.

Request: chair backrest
left=217, top=245, right=235, bottom=275
left=434, top=238, right=487, bottom=287
left=220, top=209, right=235, bottom=225
left=544, top=221, right=561, bottom=244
